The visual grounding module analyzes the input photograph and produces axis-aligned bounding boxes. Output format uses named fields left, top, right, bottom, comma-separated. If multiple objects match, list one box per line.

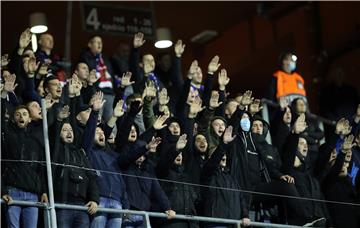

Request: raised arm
left=130, top=33, right=146, bottom=93
left=281, top=114, right=307, bottom=174
left=202, top=55, right=221, bottom=106
left=170, top=40, right=185, bottom=91
left=82, top=92, right=105, bottom=153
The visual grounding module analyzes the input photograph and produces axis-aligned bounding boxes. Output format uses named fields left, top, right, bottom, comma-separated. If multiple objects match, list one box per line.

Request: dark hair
left=88, top=34, right=102, bottom=42
left=278, top=51, right=295, bottom=68
left=125, top=93, right=142, bottom=107
left=11, top=105, right=30, bottom=121
left=43, top=74, right=58, bottom=90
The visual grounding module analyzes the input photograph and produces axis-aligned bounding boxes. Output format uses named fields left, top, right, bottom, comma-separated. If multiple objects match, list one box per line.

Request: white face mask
left=240, top=118, right=251, bottom=132
left=289, top=61, right=296, bottom=71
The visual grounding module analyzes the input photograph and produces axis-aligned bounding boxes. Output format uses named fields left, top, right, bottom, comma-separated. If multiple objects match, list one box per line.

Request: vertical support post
left=262, top=102, right=272, bottom=144
left=43, top=205, right=51, bottom=228
left=41, top=99, right=57, bottom=228
left=64, top=1, right=73, bottom=77
left=144, top=213, right=151, bottom=228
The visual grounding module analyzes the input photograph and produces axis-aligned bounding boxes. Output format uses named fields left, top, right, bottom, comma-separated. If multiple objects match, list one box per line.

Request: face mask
left=240, top=118, right=251, bottom=132
left=289, top=61, right=296, bottom=71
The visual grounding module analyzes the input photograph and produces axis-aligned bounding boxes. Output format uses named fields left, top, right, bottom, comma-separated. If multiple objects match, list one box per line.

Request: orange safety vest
left=273, top=70, right=306, bottom=98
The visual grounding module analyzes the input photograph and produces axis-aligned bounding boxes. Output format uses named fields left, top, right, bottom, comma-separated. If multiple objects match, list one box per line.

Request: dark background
left=2, top=1, right=360, bottom=114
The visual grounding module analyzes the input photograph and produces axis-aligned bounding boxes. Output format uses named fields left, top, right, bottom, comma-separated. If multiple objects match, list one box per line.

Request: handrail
left=1, top=200, right=305, bottom=228
left=261, top=98, right=336, bottom=126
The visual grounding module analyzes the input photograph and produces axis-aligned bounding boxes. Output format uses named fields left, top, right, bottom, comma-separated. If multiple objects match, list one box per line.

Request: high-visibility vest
left=273, top=70, right=306, bottom=98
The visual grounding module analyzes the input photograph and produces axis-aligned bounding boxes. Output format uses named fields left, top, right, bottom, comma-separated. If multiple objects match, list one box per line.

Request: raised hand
left=223, top=126, right=236, bottom=144
left=174, top=39, right=186, bottom=57
left=68, top=74, right=82, bottom=96
left=38, top=62, right=50, bottom=76
left=187, top=60, right=198, bottom=80
left=121, top=71, right=134, bottom=87
left=208, top=55, right=221, bottom=74
left=3, top=73, right=18, bottom=93
left=335, top=118, right=352, bottom=136
left=143, top=80, right=157, bottom=98
left=341, top=134, right=355, bottom=152
left=293, top=113, right=307, bottom=134
left=19, top=28, right=32, bottom=50
left=23, top=56, right=40, bottom=75
left=92, top=91, right=106, bottom=111
left=45, top=94, right=56, bottom=110
left=176, top=134, right=187, bottom=151
left=158, top=88, right=170, bottom=106
left=240, top=90, right=254, bottom=107
left=153, top=114, right=169, bottom=130
left=189, top=96, right=205, bottom=117
left=218, top=68, right=230, bottom=90
left=88, top=69, right=98, bottom=86
left=249, top=99, right=262, bottom=115
left=146, top=136, right=162, bottom=153
left=57, top=105, right=70, bottom=121
left=1, top=54, right=10, bottom=67
left=133, top=32, right=146, bottom=48
left=209, top=91, right=223, bottom=109
left=279, top=96, right=289, bottom=110
left=113, top=99, right=125, bottom=117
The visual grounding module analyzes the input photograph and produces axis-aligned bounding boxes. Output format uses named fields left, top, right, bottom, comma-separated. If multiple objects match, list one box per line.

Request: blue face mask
left=289, top=61, right=296, bottom=71
left=240, top=118, right=251, bottom=132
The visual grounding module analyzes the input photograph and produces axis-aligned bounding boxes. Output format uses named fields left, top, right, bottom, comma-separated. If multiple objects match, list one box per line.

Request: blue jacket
left=82, top=110, right=129, bottom=208
left=118, top=140, right=172, bottom=212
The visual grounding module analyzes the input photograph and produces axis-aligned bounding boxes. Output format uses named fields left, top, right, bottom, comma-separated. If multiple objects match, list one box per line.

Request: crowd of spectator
left=1, top=27, right=360, bottom=228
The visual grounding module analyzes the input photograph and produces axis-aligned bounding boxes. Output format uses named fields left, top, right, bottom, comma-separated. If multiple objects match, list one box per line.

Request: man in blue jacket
left=82, top=92, right=130, bottom=228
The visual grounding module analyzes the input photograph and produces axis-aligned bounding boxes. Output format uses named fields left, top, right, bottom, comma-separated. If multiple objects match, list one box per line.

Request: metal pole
left=262, top=102, right=272, bottom=144
left=64, top=1, right=73, bottom=77
left=44, top=204, right=51, bottom=228
left=144, top=213, right=151, bottom=228
left=41, top=99, right=58, bottom=228
left=2, top=200, right=306, bottom=228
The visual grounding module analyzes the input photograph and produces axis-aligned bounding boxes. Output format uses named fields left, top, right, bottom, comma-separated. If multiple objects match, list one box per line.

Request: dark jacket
left=323, top=152, right=360, bottom=228
left=118, top=140, right=171, bottom=212
left=82, top=110, right=129, bottom=208
left=1, top=119, right=46, bottom=195
left=79, top=49, right=115, bottom=95
left=156, top=139, right=198, bottom=216
left=252, top=115, right=284, bottom=181
left=201, top=142, right=248, bottom=220
left=282, top=133, right=332, bottom=225
left=51, top=120, right=99, bottom=205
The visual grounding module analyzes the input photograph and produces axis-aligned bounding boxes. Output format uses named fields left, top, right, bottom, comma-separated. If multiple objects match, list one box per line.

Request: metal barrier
left=1, top=199, right=306, bottom=228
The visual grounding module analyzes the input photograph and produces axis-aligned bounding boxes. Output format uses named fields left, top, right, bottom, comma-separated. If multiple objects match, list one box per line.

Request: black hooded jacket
left=51, top=120, right=99, bottom=205
left=251, top=115, right=284, bottom=181
left=201, top=142, right=248, bottom=219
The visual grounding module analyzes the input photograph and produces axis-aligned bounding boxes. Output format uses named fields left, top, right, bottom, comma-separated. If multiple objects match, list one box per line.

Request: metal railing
left=1, top=199, right=305, bottom=228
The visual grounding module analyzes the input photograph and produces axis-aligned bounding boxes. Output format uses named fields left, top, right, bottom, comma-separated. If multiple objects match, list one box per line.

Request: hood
left=164, top=116, right=182, bottom=143
left=251, top=114, right=270, bottom=136
left=191, top=133, right=210, bottom=159
left=209, top=116, right=227, bottom=137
